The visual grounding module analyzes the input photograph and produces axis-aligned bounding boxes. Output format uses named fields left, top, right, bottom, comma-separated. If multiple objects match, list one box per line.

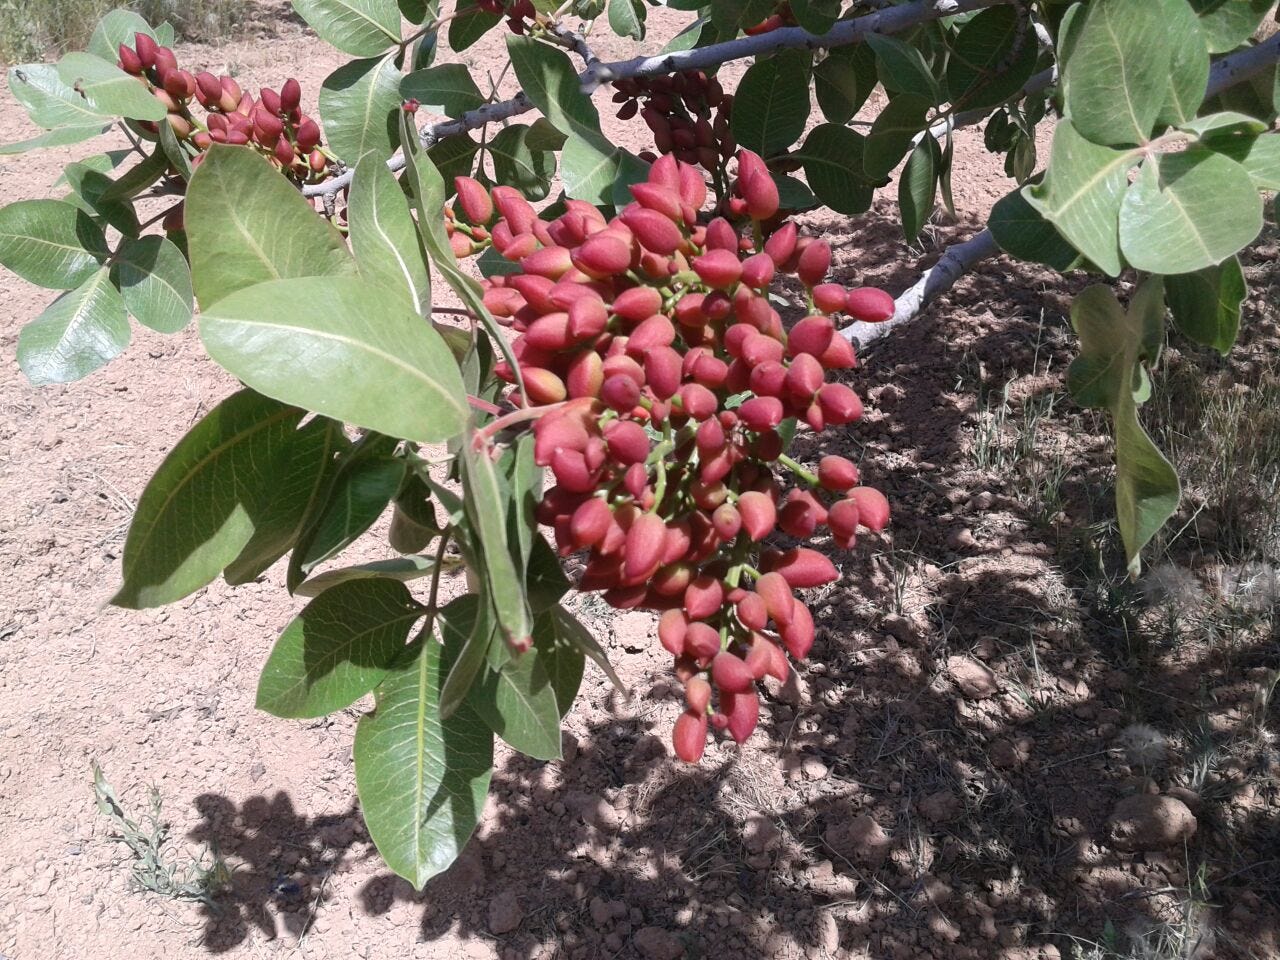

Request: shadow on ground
left=186, top=205, right=1280, bottom=959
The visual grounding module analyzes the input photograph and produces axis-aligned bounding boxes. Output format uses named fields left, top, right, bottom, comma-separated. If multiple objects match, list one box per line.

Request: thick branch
left=856, top=34, right=1280, bottom=343
left=546, top=23, right=600, bottom=67
left=301, top=94, right=534, bottom=197
left=1206, top=30, right=1280, bottom=97
left=579, top=0, right=1011, bottom=92
left=304, top=0, right=1012, bottom=199
left=841, top=229, right=1000, bottom=346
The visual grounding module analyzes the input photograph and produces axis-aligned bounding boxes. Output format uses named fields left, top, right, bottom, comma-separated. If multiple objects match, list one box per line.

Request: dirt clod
left=824, top=813, right=891, bottom=866
left=948, top=655, right=999, bottom=699
left=487, top=891, right=522, bottom=935
left=1106, top=794, right=1198, bottom=851
left=633, top=925, right=684, bottom=959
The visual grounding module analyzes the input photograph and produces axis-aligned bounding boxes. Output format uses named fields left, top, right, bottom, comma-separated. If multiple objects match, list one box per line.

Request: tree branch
left=850, top=33, right=1280, bottom=345
left=545, top=22, right=600, bottom=67
left=841, top=228, right=1000, bottom=346
left=579, top=0, right=1011, bottom=92
left=301, top=94, right=534, bottom=197
left=303, top=0, right=1013, bottom=199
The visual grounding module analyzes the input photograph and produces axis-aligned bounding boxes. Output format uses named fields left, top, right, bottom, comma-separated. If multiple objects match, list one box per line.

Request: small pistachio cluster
left=449, top=150, right=894, bottom=761
left=117, top=33, right=330, bottom=184
left=610, top=71, right=735, bottom=181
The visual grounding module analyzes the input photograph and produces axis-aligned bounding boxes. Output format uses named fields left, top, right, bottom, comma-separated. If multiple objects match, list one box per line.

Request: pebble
left=487, top=891, right=523, bottom=935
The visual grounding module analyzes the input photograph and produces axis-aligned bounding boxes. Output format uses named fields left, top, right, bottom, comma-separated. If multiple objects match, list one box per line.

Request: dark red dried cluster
left=449, top=149, right=894, bottom=761
left=117, top=33, right=330, bottom=183
left=610, top=71, right=734, bottom=180
left=475, top=0, right=537, bottom=34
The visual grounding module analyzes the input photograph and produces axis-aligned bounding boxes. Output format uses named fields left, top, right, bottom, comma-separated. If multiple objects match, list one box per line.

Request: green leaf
left=535, top=609, right=584, bottom=717
left=291, top=0, right=401, bottom=55
left=0, top=123, right=110, bottom=155
left=354, top=623, right=493, bottom=890
left=507, top=35, right=602, bottom=144
left=1067, top=281, right=1179, bottom=576
left=0, top=198, right=108, bottom=289
left=526, top=534, right=570, bottom=614
left=411, top=28, right=438, bottom=69
left=989, top=186, right=1082, bottom=272
left=1165, top=255, right=1245, bottom=355
left=864, top=93, right=931, bottom=180
left=488, top=123, right=556, bottom=201
left=99, top=149, right=169, bottom=203
left=397, top=111, right=525, bottom=393
left=798, top=124, right=874, bottom=216
left=867, top=34, right=939, bottom=102
left=157, top=113, right=192, bottom=181
left=662, top=17, right=709, bottom=54
left=224, top=416, right=348, bottom=585
left=112, top=390, right=307, bottom=608
left=561, top=133, right=624, bottom=205
left=390, top=474, right=440, bottom=553
left=461, top=432, right=532, bottom=650
left=608, top=0, right=645, bottom=40
left=110, top=236, right=193, bottom=333
left=731, top=49, right=811, bottom=157
left=55, top=53, right=168, bottom=122
left=1060, top=0, right=1170, bottom=147
left=87, top=10, right=159, bottom=62
left=257, top=578, right=424, bottom=718
left=186, top=146, right=355, bottom=308
left=525, top=117, right=567, bottom=152
left=18, top=267, right=129, bottom=385
left=1026, top=121, right=1137, bottom=277
left=349, top=155, right=431, bottom=314
left=789, top=0, right=839, bottom=34
left=401, top=64, right=485, bottom=118
left=1181, top=111, right=1269, bottom=140
left=813, top=55, right=859, bottom=126
left=438, top=592, right=497, bottom=720
left=427, top=132, right=481, bottom=185
left=1155, top=0, right=1210, bottom=128
left=816, top=45, right=877, bottom=126
left=399, top=0, right=433, bottom=22
left=297, top=456, right=406, bottom=574
left=9, top=63, right=110, bottom=128
left=470, top=633, right=563, bottom=760
left=504, top=35, right=617, bottom=204
left=945, top=6, right=1039, bottom=112
left=1206, top=130, right=1280, bottom=189
left=1190, top=0, right=1273, bottom=53
left=62, top=161, right=140, bottom=237
left=449, top=0, right=501, bottom=51
left=503, top=434, right=538, bottom=572
left=899, top=136, right=940, bottom=241
left=550, top=605, right=628, bottom=696
left=477, top=246, right=521, bottom=277
left=775, top=173, right=816, bottom=212
left=1119, top=146, right=1262, bottom=275
left=201, top=276, right=468, bottom=444
left=319, top=55, right=401, bottom=165
left=295, top=554, right=443, bottom=598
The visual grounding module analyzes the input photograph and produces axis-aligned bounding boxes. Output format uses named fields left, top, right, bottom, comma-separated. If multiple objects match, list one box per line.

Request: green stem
left=421, top=525, right=454, bottom=639
left=777, top=452, right=819, bottom=487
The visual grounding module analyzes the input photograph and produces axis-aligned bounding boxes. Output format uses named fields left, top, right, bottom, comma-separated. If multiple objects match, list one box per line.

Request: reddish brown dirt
left=1, top=5, right=1278, bottom=960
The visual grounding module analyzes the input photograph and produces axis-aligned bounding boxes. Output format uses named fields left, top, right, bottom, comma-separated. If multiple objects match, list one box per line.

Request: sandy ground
left=1, top=5, right=1278, bottom=960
